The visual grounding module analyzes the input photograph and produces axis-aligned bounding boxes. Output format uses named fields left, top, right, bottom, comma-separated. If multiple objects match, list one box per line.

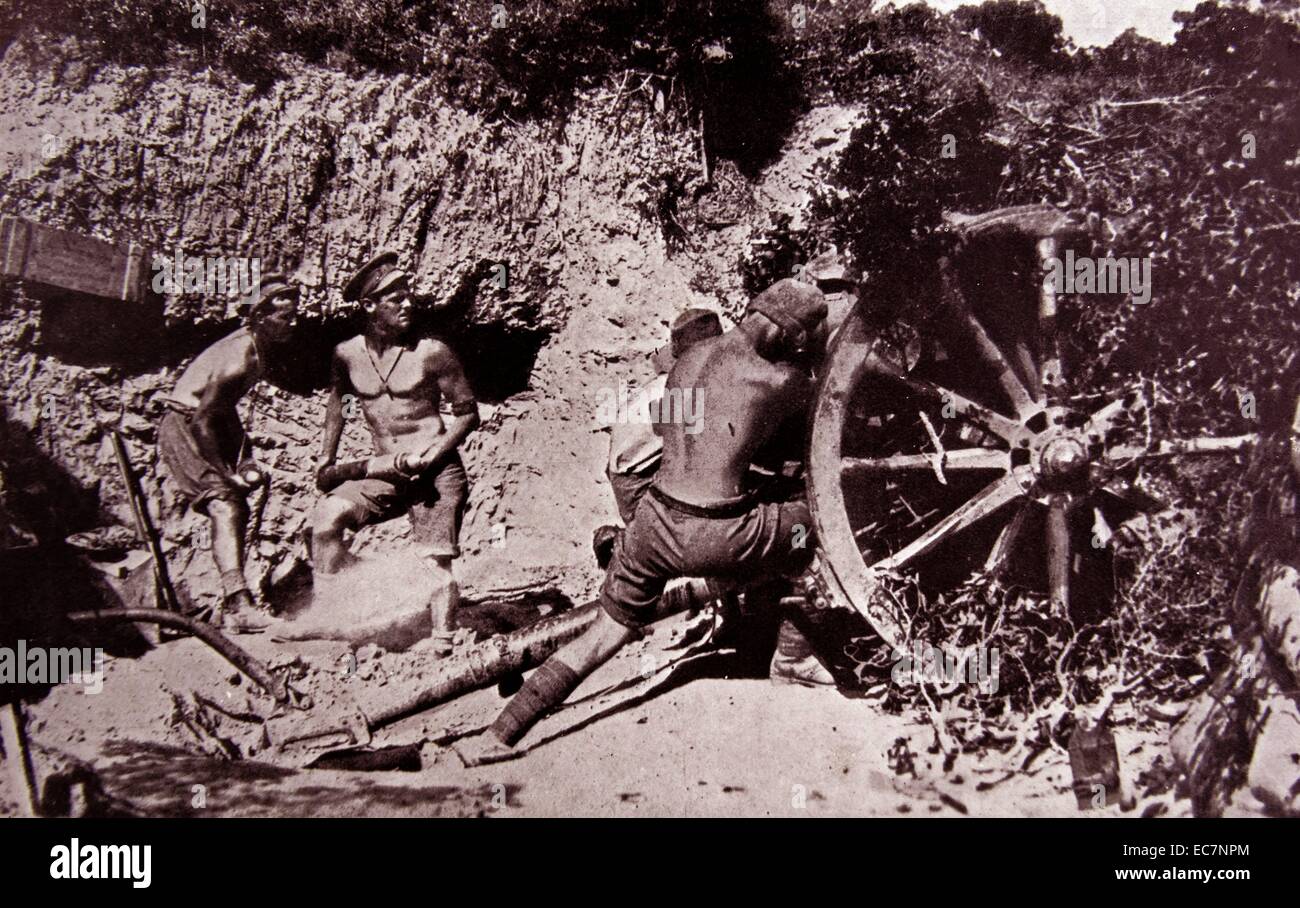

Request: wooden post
left=110, top=431, right=180, bottom=644
left=0, top=702, right=41, bottom=817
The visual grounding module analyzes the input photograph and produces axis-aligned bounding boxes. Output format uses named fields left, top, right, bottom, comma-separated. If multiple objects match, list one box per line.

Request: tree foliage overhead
left=951, top=0, right=1068, bottom=69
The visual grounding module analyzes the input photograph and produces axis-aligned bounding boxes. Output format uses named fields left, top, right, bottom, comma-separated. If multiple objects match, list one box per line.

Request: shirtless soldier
left=485, top=279, right=830, bottom=748
left=312, top=252, right=479, bottom=655
left=600, top=308, right=723, bottom=539
left=157, top=276, right=300, bottom=633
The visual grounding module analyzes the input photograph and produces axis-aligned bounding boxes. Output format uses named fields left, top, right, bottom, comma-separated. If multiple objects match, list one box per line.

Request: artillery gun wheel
left=807, top=224, right=1255, bottom=651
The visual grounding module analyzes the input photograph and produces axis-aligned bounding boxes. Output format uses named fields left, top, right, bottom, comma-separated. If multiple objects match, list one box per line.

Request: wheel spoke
left=867, top=353, right=1024, bottom=441
left=874, top=475, right=1024, bottom=572
left=1084, top=398, right=1128, bottom=437
left=1045, top=495, right=1070, bottom=613
left=984, top=499, right=1036, bottom=576
left=1036, top=236, right=1064, bottom=405
left=844, top=448, right=1011, bottom=474
left=1105, top=435, right=1256, bottom=463
left=1008, top=337, right=1042, bottom=401
left=938, top=258, right=1040, bottom=418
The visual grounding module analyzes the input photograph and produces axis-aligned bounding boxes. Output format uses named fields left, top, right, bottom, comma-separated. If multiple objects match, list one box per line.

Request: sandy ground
left=5, top=599, right=1178, bottom=818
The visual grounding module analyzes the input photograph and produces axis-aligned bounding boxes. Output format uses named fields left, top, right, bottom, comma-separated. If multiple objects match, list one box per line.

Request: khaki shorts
left=599, top=484, right=813, bottom=628
left=157, top=408, right=246, bottom=514
left=607, top=465, right=655, bottom=526
left=326, top=454, right=468, bottom=559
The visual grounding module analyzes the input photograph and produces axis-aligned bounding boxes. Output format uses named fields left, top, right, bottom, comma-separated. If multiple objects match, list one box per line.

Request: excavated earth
left=0, top=38, right=1191, bottom=817
left=1, top=613, right=1180, bottom=817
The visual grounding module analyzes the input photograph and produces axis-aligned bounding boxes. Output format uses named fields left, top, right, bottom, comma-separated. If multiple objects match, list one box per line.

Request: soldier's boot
left=214, top=589, right=270, bottom=635
left=769, top=617, right=836, bottom=687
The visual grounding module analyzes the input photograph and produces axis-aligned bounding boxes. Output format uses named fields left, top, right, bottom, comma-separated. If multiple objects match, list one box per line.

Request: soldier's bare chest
left=344, top=344, right=438, bottom=400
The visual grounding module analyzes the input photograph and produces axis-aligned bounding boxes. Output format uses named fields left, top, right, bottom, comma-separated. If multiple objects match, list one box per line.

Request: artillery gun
left=806, top=204, right=1255, bottom=650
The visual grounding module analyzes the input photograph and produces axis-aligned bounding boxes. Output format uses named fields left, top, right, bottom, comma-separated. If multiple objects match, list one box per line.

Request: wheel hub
left=1039, top=435, right=1090, bottom=481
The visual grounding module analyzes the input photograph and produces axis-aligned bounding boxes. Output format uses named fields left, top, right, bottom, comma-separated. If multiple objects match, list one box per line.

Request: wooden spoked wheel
left=807, top=228, right=1255, bottom=650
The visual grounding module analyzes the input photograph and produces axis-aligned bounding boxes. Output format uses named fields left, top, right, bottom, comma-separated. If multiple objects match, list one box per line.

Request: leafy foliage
left=810, top=72, right=1002, bottom=312
left=951, top=0, right=1070, bottom=70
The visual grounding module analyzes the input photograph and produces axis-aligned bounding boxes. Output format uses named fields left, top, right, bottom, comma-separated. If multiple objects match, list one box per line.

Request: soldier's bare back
left=166, top=328, right=261, bottom=413
left=654, top=328, right=810, bottom=505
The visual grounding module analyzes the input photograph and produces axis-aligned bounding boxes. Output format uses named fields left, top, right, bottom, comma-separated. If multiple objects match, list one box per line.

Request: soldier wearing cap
left=157, top=273, right=301, bottom=634
left=797, top=246, right=861, bottom=344
left=592, top=308, right=723, bottom=592
left=311, top=252, right=479, bottom=656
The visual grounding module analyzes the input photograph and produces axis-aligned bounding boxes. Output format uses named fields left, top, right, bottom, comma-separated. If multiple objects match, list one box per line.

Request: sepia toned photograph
left=0, top=0, right=1294, bottom=849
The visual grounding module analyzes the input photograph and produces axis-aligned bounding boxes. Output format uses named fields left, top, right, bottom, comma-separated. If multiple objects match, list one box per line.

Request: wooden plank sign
left=0, top=215, right=149, bottom=303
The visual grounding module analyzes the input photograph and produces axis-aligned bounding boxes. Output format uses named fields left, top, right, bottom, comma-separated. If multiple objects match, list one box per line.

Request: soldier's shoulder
left=767, top=359, right=810, bottom=393
left=333, top=335, right=365, bottom=358
left=415, top=333, right=453, bottom=351
left=192, top=329, right=256, bottom=385
left=216, top=327, right=258, bottom=365
left=416, top=335, right=460, bottom=363
left=213, top=324, right=252, bottom=349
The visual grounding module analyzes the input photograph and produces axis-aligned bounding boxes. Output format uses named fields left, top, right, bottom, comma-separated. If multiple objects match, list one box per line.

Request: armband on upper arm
left=450, top=398, right=478, bottom=417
